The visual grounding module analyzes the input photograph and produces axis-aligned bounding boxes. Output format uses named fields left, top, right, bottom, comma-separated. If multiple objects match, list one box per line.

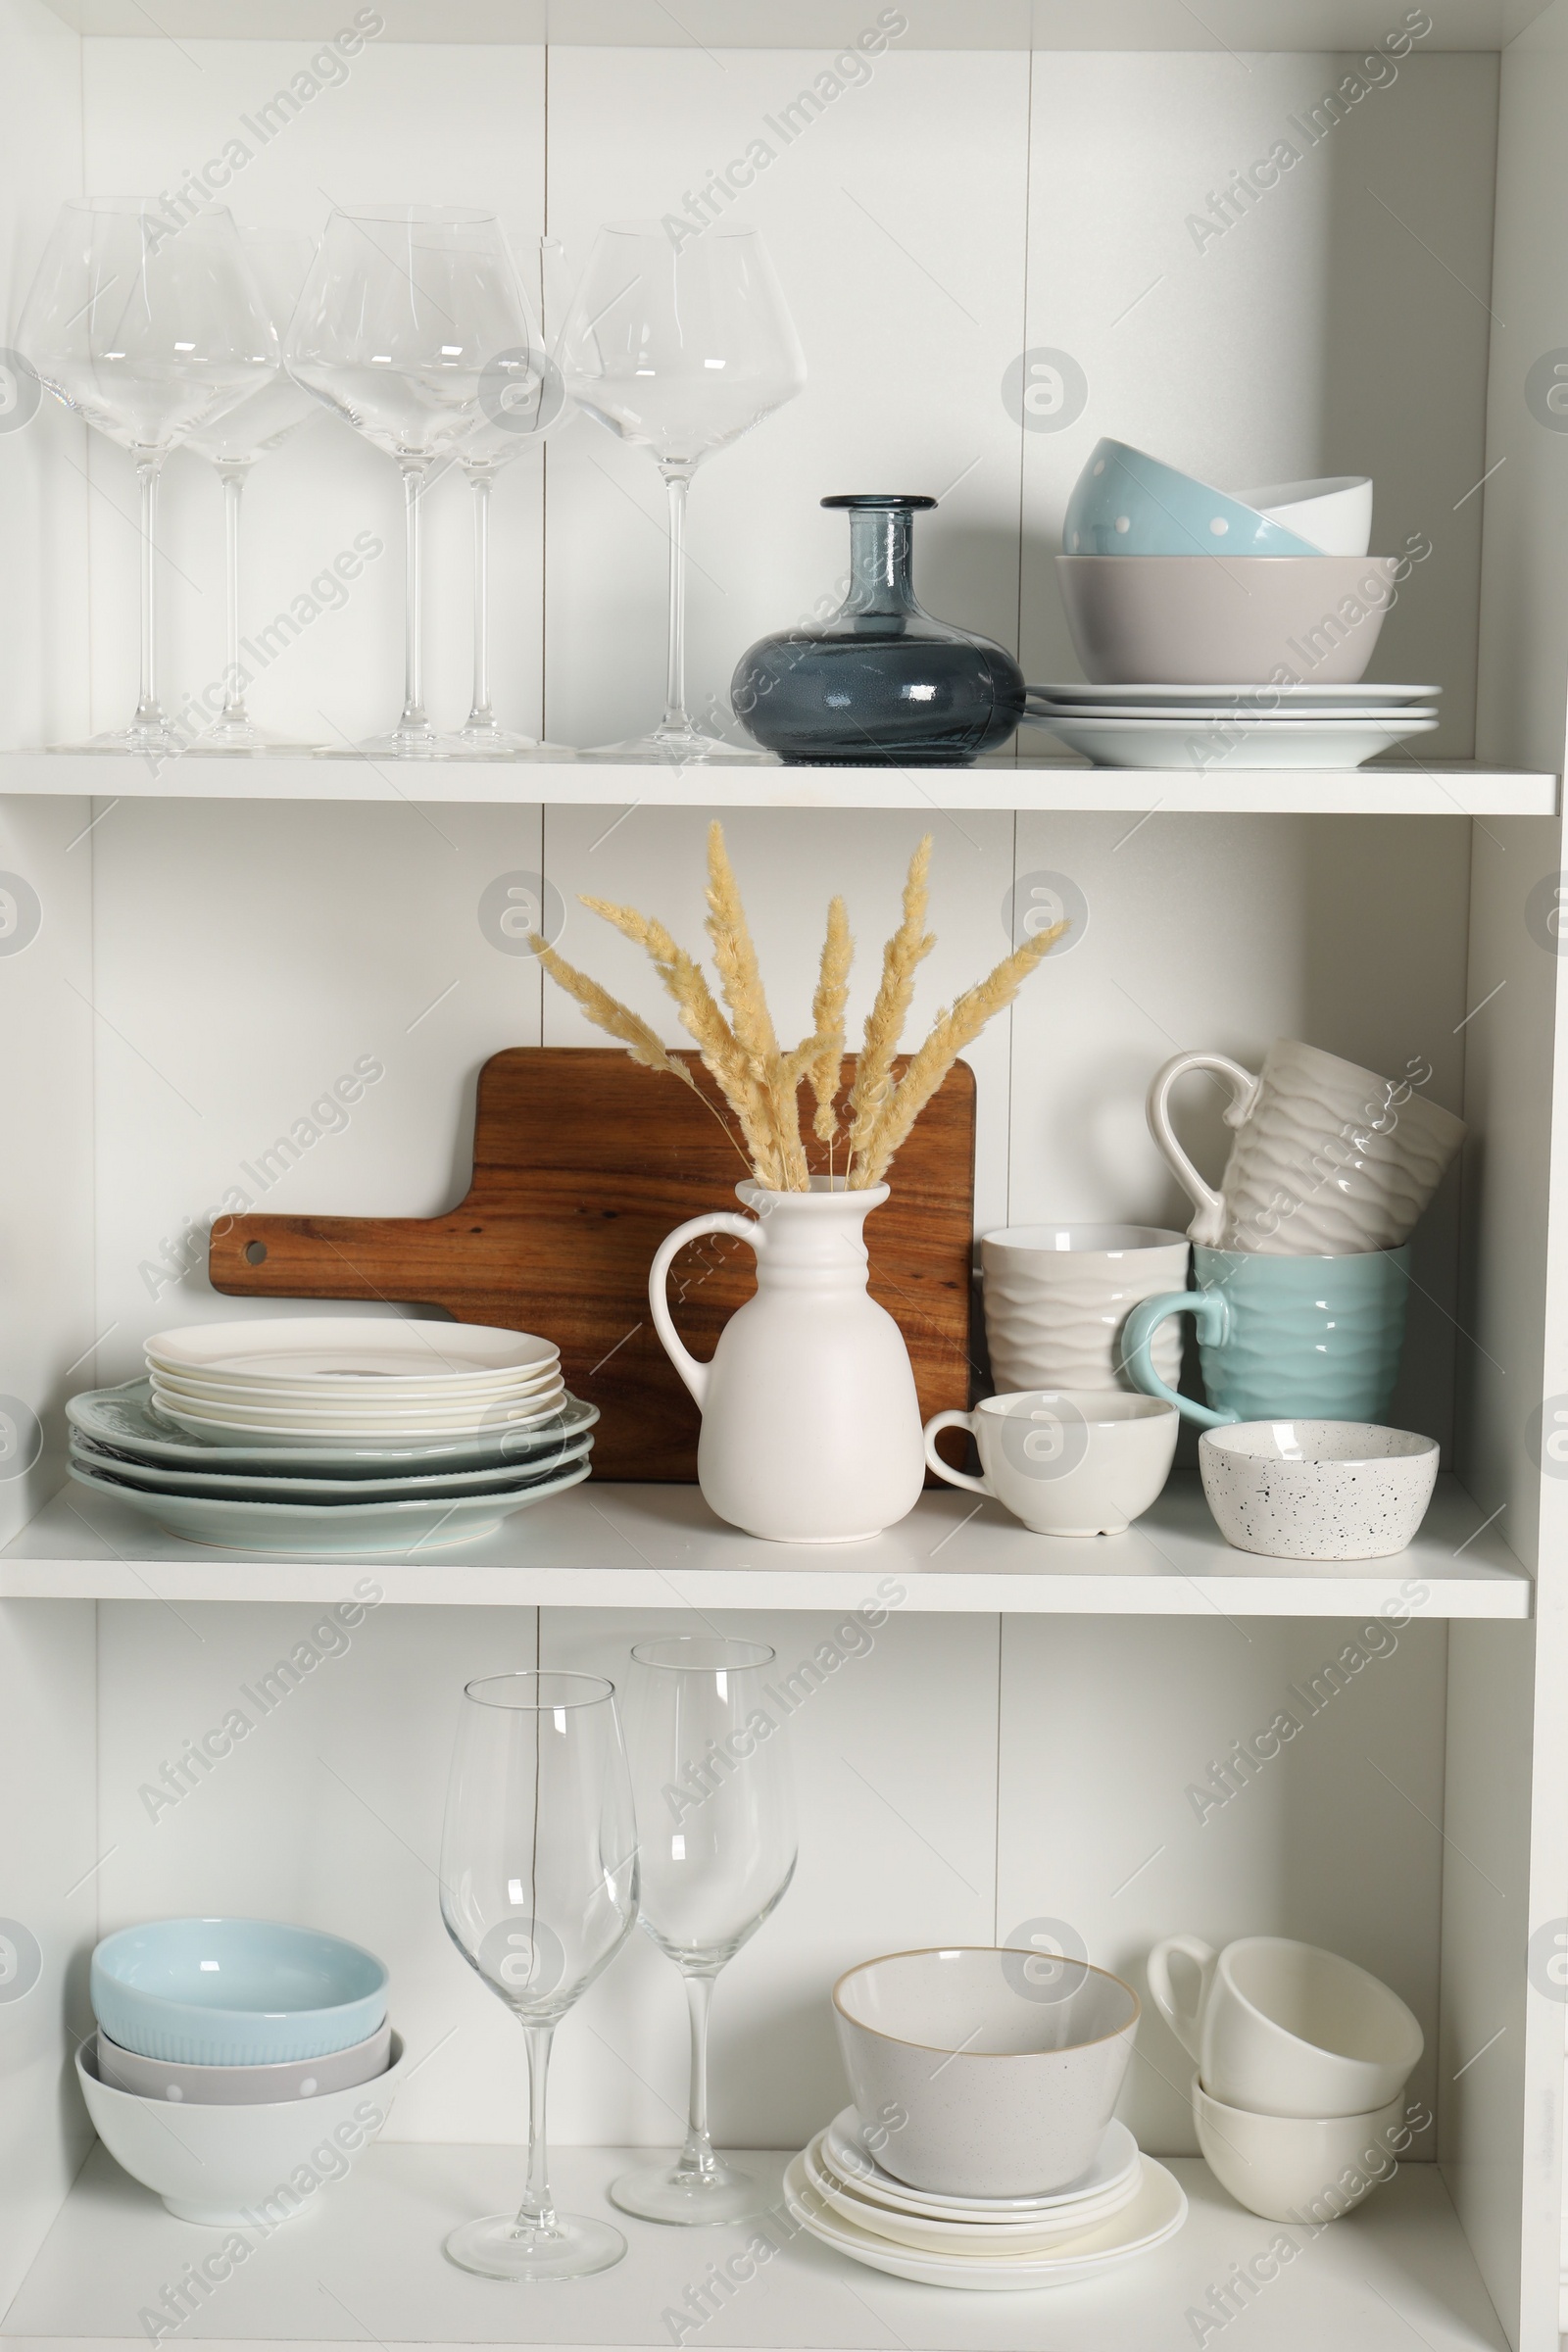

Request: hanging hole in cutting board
left=244, top=1241, right=268, bottom=1265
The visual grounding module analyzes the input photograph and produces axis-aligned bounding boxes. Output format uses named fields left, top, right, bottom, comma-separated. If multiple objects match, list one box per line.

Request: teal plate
left=69, top=1379, right=597, bottom=1474
left=68, top=1453, right=592, bottom=1555
left=70, top=1429, right=591, bottom=1504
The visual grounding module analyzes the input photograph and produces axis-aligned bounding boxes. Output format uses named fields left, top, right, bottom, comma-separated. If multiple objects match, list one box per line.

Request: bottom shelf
left=3, top=2144, right=1507, bottom=2351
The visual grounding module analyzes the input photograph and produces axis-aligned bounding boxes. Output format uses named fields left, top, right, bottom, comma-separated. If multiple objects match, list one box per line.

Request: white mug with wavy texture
left=1147, top=1038, right=1465, bottom=1255
left=981, top=1223, right=1189, bottom=1394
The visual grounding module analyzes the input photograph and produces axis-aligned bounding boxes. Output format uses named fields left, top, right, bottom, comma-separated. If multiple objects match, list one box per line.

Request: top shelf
left=1, top=753, right=1553, bottom=816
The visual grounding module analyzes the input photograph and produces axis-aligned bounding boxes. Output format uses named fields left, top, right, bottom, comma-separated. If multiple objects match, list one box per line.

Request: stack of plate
left=783, top=2108, right=1186, bottom=2291
left=1022, top=680, right=1441, bottom=770
left=67, top=1317, right=596, bottom=1555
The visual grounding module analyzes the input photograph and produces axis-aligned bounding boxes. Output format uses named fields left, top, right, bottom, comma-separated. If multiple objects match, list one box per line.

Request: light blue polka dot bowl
left=1063, top=438, right=1321, bottom=558
left=92, top=1918, right=389, bottom=2066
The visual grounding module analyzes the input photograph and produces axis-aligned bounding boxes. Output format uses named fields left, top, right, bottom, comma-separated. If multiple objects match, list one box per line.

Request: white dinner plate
left=71, top=1429, right=591, bottom=1503
left=782, top=2149, right=1185, bottom=2289
left=147, top=1387, right=567, bottom=1446
left=67, top=1452, right=591, bottom=1553
left=145, top=1317, right=559, bottom=1385
left=801, top=2133, right=1142, bottom=2250
left=1025, top=702, right=1435, bottom=725
left=1026, top=680, right=1440, bottom=708
left=146, top=1360, right=562, bottom=1407
left=70, top=1381, right=596, bottom=1470
left=1020, top=711, right=1439, bottom=769
left=821, top=2108, right=1140, bottom=2219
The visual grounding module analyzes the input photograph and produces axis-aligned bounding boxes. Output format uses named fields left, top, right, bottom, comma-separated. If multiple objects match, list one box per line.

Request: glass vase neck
left=844, top=504, right=922, bottom=618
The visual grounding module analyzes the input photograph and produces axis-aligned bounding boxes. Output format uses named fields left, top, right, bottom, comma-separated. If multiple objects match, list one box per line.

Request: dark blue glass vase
left=731, top=494, right=1026, bottom=764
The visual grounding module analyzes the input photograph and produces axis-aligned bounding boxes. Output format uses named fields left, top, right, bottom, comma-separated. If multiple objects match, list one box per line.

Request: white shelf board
left=0, top=1471, right=1531, bottom=1615
left=0, top=2144, right=1508, bottom=2352
left=35, top=0, right=1560, bottom=49
left=0, top=752, right=1554, bottom=816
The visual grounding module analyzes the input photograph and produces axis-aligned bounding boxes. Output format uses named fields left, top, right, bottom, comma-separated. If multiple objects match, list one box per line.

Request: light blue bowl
left=91, top=1918, right=389, bottom=2066
left=1063, top=438, right=1321, bottom=558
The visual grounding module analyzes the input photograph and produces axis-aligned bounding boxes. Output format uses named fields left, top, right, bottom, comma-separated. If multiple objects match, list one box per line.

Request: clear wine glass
left=610, top=1637, right=797, bottom=2226
left=285, top=206, right=534, bottom=758
left=557, top=222, right=806, bottom=764
left=453, top=234, right=576, bottom=759
left=18, top=197, right=277, bottom=757
left=182, top=227, right=320, bottom=754
left=440, top=1670, right=639, bottom=2280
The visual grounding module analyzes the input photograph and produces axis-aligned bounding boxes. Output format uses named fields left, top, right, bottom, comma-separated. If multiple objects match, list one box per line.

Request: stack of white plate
left=66, top=1317, right=596, bottom=1555
left=783, top=2108, right=1186, bottom=2290
left=1022, top=680, right=1441, bottom=769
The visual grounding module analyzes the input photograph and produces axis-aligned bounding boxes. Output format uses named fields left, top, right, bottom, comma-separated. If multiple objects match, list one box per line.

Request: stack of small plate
left=1022, top=680, right=1441, bottom=769
left=783, top=2108, right=1186, bottom=2290
left=67, top=1317, right=596, bottom=1554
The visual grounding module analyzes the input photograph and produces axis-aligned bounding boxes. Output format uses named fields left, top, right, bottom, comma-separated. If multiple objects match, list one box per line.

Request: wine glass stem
left=133, top=458, right=164, bottom=729
left=514, top=2021, right=559, bottom=2235
left=220, top=466, right=251, bottom=724
left=662, top=466, right=694, bottom=734
left=399, top=464, right=427, bottom=733
left=466, top=469, right=493, bottom=730
left=679, top=1969, right=722, bottom=2178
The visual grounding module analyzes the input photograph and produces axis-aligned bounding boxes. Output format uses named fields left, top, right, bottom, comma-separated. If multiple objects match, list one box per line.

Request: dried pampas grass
left=531, top=823, right=1068, bottom=1191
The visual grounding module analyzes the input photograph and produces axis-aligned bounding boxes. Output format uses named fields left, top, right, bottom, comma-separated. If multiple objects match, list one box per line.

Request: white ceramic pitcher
left=649, top=1179, right=926, bottom=1544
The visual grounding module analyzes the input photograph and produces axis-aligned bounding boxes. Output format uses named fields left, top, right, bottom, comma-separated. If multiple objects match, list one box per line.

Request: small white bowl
left=97, top=2018, right=392, bottom=2105
left=1200, top=1421, right=1438, bottom=1560
left=1055, top=554, right=1399, bottom=685
left=1237, top=475, right=1373, bottom=558
left=77, top=2032, right=403, bottom=2226
left=832, top=1947, right=1139, bottom=2198
left=1193, top=2075, right=1413, bottom=2223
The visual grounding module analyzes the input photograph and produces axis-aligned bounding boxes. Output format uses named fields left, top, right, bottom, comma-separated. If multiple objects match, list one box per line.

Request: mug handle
left=1147, top=1936, right=1219, bottom=2064
left=923, top=1409, right=993, bottom=1497
left=1120, top=1290, right=1233, bottom=1429
left=1146, top=1050, right=1263, bottom=1246
left=649, top=1212, right=763, bottom=1412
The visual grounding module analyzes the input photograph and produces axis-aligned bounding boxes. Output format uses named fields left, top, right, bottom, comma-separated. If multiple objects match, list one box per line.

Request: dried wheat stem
left=808, top=896, right=854, bottom=1151
left=844, top=835, right=935, bottom=1172
left=851, top=919, right=1069, bottom=1187
left=705, top=822, right=810, bottom=1188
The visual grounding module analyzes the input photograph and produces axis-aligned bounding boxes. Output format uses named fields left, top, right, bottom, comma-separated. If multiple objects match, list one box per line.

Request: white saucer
left=1026, top=680, right=1440, bottom=708
left=782, top=2148, right=1186, bottom=2289
left=803, top=2132, right=1142, bottom=2250
left=822, top=2106, right=1139, bottom=2217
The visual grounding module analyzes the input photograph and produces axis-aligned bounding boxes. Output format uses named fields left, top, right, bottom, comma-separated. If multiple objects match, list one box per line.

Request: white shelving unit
left=4, top=6, right=1568, bottom=2352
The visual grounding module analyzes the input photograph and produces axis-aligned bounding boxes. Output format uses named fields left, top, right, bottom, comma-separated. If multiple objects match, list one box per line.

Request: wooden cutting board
left=207, top=1047, right=976, bottom=1482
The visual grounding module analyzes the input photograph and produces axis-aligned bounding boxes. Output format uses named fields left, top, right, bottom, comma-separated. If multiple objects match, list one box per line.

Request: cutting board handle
left=649, top=1211, right=763, bottom=1409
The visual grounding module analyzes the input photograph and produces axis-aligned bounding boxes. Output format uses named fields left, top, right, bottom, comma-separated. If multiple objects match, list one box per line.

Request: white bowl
left=833, top=1947, right=1139, bottom=2198
left=1200, top=1421, right=1439, bottom=1560
left=97, top=2018, right=392, bottom=2105
left=77, top=2032, right=403, bottom=2225
left=1193, top=2075, right=1411, bottom=2223
left=1055, top=554, right=1399, bottom=686
left=1236, top=476, right=1373, bottom=558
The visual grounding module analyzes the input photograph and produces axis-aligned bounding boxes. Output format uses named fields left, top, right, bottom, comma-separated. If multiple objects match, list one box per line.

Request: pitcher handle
left=923, top=1409, right=992, bottom=1497
left=1147, top=1051, right=1263, bottom=1246
left=649, top=1212, right=763, bottom=1412
left=1121, top=1289, right=1233, bottom=1429
left=1147, top=1936, right=1219, bottom=2064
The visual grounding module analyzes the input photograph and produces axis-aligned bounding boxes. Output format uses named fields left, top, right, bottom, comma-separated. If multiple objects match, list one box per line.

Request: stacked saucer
left=784, top=2108, right=1186, bottom=2290
left=1022, top=680, right=1440, bottom=770
left=67, top=1317, right=596, bottom=1554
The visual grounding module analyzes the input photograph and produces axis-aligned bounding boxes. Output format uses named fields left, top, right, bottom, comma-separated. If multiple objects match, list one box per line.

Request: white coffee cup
left=980, top=1223, right=1189, bottom=1394
left=1148, top=1935, right=1422, bottom=2118
left=1147, top=1039, right=1465, bottom=1256
left=923, top=1390, right=1177, bottom=1537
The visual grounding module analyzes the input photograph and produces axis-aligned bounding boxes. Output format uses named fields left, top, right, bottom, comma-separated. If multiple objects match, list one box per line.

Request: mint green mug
left=1121, top=1246, right=1409, bottom=1429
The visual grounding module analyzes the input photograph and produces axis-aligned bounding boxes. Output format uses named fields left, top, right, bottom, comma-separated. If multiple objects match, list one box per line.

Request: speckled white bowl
left=1199, top=1421, right=1438, bottom=1561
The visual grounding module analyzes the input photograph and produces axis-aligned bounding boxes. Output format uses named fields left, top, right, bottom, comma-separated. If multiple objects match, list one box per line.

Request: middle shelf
left=0, top=1471, right=1530, bottom=1615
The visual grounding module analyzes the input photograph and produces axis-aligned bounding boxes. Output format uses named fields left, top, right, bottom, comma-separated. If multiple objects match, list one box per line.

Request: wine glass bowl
left=440, top=1669, right=638, bottom=2278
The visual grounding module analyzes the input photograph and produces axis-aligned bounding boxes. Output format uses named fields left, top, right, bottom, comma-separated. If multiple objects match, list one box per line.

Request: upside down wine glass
left=558, top=223, right=806, bottom=763
left=18, top=198, right=278, bottom=756
left=286, top=206, right=536, bottom=757
left=182, top=227, right=320, bottom=753
left=611, top=1637, right=797, bottom=2225
left=441, top=1671, right=639, bottom=2279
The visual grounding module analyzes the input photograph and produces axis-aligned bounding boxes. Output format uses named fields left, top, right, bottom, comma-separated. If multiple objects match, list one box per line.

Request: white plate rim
left=821, top=2108, right=1140, bottom=2215
left=147, top=1394, right=567, bottom=1442
left=1026, top=680, right=1440, bottom=705
left=145, top=1317, right=558, bottom=1380
left=1021, top=712, right=1440, bottom=734
left=802, top=2134, right=1141, bottom=2246
left=1023, top=704, right=1438, bottom=724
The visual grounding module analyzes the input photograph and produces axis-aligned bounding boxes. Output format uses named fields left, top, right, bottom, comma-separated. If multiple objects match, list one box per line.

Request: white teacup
left=923, top=1390, right=1177, bottom=1537
left=1148, top=1935, right=1422, bottom=2118
left=1147, top=1038, right=1465, bottom=1256
left=1192, top=2075, right=1416, bottom=2224
left=980, top=1223, right=1189, bottom=1394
